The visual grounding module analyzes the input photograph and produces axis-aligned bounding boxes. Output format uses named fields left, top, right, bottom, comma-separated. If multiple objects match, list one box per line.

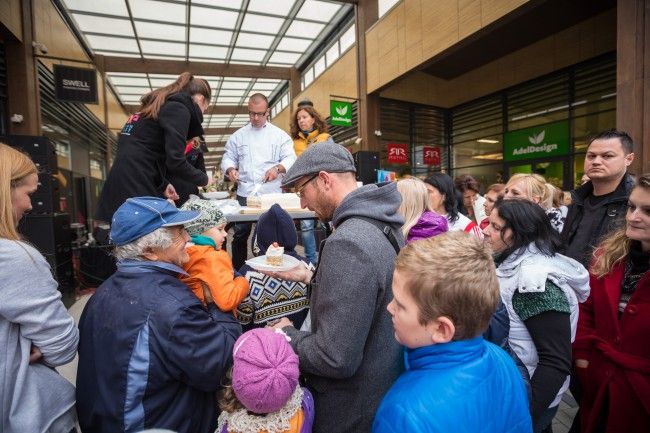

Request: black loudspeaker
left=353, top=151, right=379, bottom=185
left=2, top=135, right=58, bottom=173
left=18, top=213, right=75, bottom=292
left=3, top=135, right=60, bottom=214
left=30, top=171, right=60, bottom=214
left=78, top=245, right=117, bottom=288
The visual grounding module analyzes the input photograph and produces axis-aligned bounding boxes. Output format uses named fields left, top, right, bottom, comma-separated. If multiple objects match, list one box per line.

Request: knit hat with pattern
left=180, top=197, right=227, bottom=236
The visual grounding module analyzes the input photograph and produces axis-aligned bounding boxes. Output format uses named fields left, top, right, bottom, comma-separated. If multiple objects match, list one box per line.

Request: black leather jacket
left=561, top=173, right=634, bottom=268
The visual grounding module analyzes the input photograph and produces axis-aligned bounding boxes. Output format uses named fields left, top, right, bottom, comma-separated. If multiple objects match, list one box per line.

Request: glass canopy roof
left=61, top=0, right=353, bottom=170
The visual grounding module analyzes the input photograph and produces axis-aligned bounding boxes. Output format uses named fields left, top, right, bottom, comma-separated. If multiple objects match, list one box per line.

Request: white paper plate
left=245, top=254, right=301, bottom=272
left=203, top=191, right=230, bottom=200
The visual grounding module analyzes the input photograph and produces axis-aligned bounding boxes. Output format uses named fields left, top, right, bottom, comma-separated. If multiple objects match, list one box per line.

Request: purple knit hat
left=232, top=328, right=299, bottom=414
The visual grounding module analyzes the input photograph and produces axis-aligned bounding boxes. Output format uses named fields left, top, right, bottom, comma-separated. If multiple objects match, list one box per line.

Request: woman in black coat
left=95, top=72, right=210, bottom=223
left=170, top=137, right=208, bottom=206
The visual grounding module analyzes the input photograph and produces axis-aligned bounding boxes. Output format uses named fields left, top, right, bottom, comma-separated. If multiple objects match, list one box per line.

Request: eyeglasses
left=295, top=173, right=319, bottom=198
left=248, top=110, right=267, bottom=118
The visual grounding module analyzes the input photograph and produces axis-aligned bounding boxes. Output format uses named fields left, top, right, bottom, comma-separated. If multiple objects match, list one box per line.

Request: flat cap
left=282, top=142, right=356, bottom=188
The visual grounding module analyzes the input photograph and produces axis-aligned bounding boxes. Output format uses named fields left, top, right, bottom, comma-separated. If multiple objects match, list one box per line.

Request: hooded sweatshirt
left=406, top=210, right=448, bottom=244
left=237, top=204, right=311, bottom=330
left=282, top=183, right=405, bottom=433
left=497, top=244, right=590, bottom=413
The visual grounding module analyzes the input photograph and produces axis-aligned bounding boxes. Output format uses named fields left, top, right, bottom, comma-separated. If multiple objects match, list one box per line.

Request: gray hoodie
left=284, top=182, right=405, bottom=433
left=0, top=239, right=79, bottom=433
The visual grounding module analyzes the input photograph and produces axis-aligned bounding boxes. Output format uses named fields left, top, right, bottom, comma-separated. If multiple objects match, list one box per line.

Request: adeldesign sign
left=504, top=120, right=569, bottom=161
left=330, top=100, right=352, bottom=127
left=54, top=65, right=98, bottom=104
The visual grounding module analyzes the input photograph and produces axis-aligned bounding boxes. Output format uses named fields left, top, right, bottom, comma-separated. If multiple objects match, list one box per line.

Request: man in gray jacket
left=270, top=142, right=404, bottom=432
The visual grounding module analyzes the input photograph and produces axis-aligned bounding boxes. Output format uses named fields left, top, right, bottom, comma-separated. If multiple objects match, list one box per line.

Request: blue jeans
left=301, top=219, right=318, bottom=265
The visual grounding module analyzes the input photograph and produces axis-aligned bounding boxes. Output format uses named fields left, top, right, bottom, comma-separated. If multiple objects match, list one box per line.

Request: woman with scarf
left=483, top=198, right=590, bottom=433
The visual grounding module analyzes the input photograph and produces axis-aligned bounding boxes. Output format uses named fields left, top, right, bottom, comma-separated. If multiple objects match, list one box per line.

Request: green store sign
left=330, top=100, right=352, bottom=127
left=504, top=120, right=569, bottom=161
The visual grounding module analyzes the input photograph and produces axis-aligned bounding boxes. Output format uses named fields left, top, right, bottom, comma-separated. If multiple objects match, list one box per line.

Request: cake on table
left=265, top=242, right=284, bottom=266
left=246, top=193, right=300, bottom=209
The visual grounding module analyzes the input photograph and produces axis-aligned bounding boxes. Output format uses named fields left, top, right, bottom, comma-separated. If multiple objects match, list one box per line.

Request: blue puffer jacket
left=372, top=337, right=532, bottom=433
left=76, top=260, right=242, bottom=433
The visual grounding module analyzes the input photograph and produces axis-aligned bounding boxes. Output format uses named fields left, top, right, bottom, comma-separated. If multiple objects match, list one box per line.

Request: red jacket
left=573, top=261, right=650, bottom=433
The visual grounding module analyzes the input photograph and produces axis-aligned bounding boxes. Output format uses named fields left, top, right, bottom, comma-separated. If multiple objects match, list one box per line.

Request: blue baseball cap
left=110, top=197, right=200, bottom=246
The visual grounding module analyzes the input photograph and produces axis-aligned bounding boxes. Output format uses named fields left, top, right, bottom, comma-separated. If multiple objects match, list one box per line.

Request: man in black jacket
left=561, top=128, right=635, bottom=269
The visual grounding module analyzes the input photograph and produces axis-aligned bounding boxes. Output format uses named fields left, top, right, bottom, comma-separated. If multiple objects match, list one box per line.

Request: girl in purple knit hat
left=397, top=178, right=448, bottom=244
left=217, top=328, right=314, bottom=433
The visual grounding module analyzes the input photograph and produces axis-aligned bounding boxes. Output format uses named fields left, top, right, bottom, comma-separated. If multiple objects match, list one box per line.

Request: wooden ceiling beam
left=125, top=104, right=248, bottom=115
left=204, top=127, right=238, bottom=135
left=98, top=55, right=292, bottom=80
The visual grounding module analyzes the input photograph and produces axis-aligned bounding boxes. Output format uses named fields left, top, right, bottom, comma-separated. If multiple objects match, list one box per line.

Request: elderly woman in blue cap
left=76, top=196, right=241, bottom=433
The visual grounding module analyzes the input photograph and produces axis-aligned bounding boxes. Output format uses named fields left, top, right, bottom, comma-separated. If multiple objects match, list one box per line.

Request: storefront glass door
left=506, top=157, right=570, bottom=190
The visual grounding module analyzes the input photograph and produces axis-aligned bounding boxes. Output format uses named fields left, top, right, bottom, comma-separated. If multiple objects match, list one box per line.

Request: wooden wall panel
left=0, top=0, right=22, bottom=40
left=33, top=0, right=89, bottom=63
left=366, top=0, right=533, bottom=93
left=379, top=9, right=616, bottom=108
left=421, top=0, right=459, bottom=60
left=107, top=90, right=127, bottom=131
left=459, top=0, right=482, bottom=40
left=271, top=48, right=358, bottom=134
left=271, top=107, right=292, bottom=134
left=404, top=0, right=423, bottom=69
left=481, top=0, right=528, bottom=24
left=365, top=27, right=380, bottom=91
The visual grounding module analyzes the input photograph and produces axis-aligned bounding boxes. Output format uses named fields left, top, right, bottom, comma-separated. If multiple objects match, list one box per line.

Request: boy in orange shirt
left=180, top=198, right=249, bottom=312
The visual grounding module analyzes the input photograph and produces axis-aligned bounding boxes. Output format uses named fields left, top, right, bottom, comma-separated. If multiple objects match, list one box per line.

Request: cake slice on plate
left=265, top=242, right=284, bottom=266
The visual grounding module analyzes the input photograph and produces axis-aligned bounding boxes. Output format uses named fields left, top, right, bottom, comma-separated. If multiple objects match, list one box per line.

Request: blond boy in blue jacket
left=372, top=232, right=532, bottom=433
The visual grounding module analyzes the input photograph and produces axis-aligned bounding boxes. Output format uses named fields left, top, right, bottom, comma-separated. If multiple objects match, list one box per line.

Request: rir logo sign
left=423, top=146, right=441, bottom=166
left=387, top=143, right=408, bottom=164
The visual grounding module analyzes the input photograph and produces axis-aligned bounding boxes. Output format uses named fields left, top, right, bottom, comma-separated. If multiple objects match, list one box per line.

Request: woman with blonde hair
left=504, top=173, right=566, bottom=232
left=290, top=104, right=334, bottom=264
left=96, top=72, right=211, bottom=223
left=573, top=174, right=650, bottom=433
left=397, top=178, right=447, bottom=243
left=0, top=143, right=79, bottom=432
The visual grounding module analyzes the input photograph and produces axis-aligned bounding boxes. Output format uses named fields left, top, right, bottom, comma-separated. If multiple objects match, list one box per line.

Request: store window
left=379, top=99, right=447, bottom=178
left=38, top=62, right=117, bottom=222
left=449, top=54, right=616, bottom=191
